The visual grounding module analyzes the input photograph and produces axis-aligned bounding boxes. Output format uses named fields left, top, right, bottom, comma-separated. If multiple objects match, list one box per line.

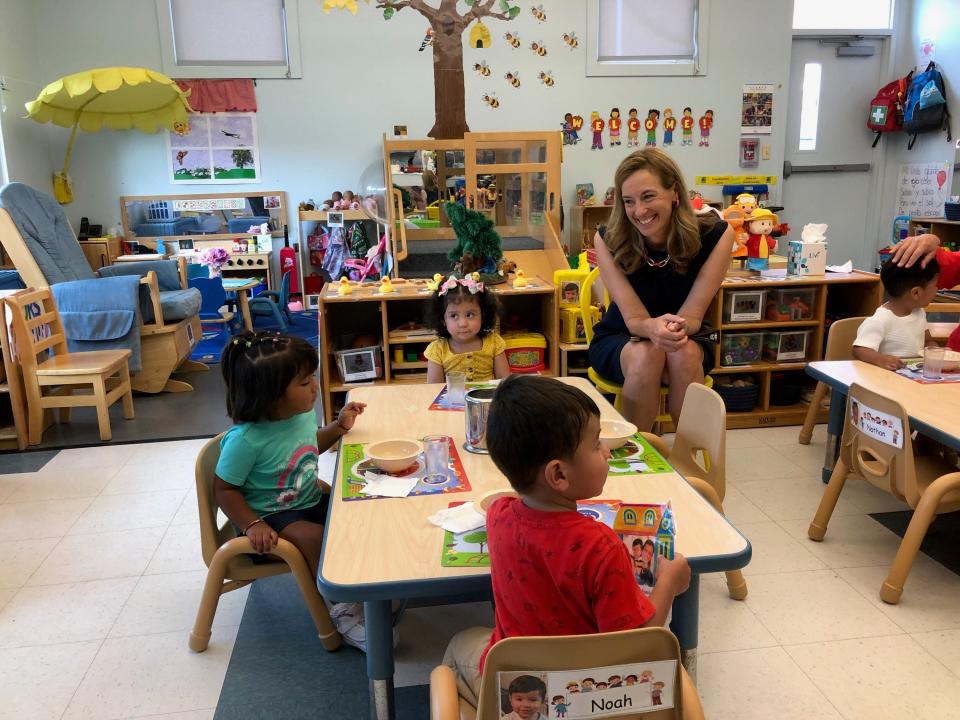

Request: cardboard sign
left=850, top=400, right=904, bottom=448
left=497, top=661, right=677, bottom=719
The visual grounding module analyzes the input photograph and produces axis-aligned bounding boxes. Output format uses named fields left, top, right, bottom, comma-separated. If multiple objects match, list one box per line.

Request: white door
left=782, top=38, right=886, bottom=270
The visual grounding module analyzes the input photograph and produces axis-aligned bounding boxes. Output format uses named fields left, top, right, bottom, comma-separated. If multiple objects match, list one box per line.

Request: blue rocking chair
left=248, top=270, right=293, bottom=331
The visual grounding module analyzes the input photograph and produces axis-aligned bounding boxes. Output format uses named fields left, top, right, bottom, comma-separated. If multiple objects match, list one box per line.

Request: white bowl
left=944, top=349, right=960, bottom=373
left=366, top=439, right=423, bottom=473
left=599, top=419, right=638, bottom=449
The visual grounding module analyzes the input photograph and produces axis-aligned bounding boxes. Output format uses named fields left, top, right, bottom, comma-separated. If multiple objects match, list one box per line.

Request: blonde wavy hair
left=603, top=148, right=719, bottom=275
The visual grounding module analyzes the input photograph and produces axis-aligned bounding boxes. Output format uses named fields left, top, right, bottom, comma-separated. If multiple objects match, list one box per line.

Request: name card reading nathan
left=850, top=400, right=904, bottom=449
left=497, top=661, right=677, bottom=719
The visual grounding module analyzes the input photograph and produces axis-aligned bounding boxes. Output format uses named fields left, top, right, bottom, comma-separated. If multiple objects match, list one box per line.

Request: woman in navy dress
left=589, top=149, right=734, bottom=430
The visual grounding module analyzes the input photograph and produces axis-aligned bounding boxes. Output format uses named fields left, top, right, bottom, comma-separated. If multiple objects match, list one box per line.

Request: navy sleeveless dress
left=588, top=220, right=727, bottom=384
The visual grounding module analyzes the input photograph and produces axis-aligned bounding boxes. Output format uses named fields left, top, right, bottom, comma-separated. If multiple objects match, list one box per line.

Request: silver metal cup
left=464, top=387, right=496, bottom=454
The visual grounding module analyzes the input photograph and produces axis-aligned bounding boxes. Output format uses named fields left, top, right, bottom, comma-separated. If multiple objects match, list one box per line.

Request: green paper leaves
left=383, top=6, right=394, bottom=19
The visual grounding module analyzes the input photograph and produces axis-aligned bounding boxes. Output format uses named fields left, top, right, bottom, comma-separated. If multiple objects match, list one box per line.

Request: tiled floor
left=3, top=427, right=960, bottom=719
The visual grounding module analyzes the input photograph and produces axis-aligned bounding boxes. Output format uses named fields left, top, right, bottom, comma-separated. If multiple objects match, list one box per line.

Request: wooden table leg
left=238, top=290, right=253, bottom=332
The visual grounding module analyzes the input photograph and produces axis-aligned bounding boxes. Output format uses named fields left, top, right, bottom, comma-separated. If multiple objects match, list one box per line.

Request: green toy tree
left=444, top=201, right=503, bottom=278
left=323, top=0, right=521, bottom=138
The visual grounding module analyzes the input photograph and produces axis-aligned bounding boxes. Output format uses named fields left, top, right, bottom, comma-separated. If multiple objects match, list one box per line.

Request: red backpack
left=867, top=70, right=913, bottom=147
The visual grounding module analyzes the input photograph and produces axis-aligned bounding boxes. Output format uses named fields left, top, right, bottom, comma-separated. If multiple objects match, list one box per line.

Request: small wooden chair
left=808, top=384, right=960, bottom=604
left=6, top=287, right=134, bottom=444
left=430, top=627, right=704, bottom=720
left=189, top=433, right=341, bottom=653
left=642, top=382, right=748, bottom=601
left=798, top=317, right=867, bottom=444
left=188, top=276, right=236, bottom=328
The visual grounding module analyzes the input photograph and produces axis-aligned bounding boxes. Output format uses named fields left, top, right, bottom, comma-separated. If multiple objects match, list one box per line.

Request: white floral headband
left=438, top=274, right=484, bottom=296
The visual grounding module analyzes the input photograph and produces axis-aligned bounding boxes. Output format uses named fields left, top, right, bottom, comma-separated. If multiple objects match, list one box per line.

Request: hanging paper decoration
left=531, top=4, right=546, bottom=21
left=538, top=70, right=554, bottom=87
left=469, top=20, right=492, bottom=49
left=590, top=111, right=604, bottom=150
left=645, top=109, right=660, bottom=147
left=699, top=110, right=714, bottom=147
left=609, top=108, right=622, bottom=146
left=530, top=41, right=547, bottom=56
left=627, top=108, right=640, bottom=147
left=482, top=92, right=500, bottom=109
left=418, top=27, right=434, bottom=51
left=504, top=71, right=520, bottom=88
left=473, top=61, right=491, bottom=77
left=504, top=30, right=521, bottom=48
left=680, top=107, right=695, bottom=146
left=662, top=108, right=676, bottom=146
left=562, top=32, right=579, bottom=50
left=562, top=113, right=582, bottom=145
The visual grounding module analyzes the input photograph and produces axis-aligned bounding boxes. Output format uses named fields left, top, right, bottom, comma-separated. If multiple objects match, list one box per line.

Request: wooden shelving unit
left=559, top=341, right=589, bottom=377
left=907, top=217, right=960, bottom=252
left=318, top=277, right=557, bottom=423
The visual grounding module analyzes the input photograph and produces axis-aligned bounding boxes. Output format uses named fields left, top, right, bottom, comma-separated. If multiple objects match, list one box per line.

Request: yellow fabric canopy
left=25, top=66, right=193, bottom=134
left=25, top=67, right=193, bottom=203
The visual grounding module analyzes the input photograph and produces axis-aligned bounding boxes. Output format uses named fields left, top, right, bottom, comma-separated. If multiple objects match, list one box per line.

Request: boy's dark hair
left=220, top=331, right=318, bottom=422
left=508, top=674, right=546, bottom=699
left=430, top=282, right=500, bottom=339
left=880, top=257, right=940, bottom=299
left=632, top=538, right=643, bottom=547
left=487, top=375, right=599, bottom=493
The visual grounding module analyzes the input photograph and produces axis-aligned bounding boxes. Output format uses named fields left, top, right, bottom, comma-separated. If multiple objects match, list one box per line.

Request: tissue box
left=787, top=240, right=827, bottom=276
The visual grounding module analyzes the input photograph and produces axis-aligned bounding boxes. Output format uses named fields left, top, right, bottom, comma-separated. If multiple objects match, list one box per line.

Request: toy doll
left=590, top=111, right=604, bottom=150
left=744, top=208, right=778, bottom=271
left=342, top=190, right=361, bottom=210
left=662, top=108, right=676, bottom=145
left=608, top=107, right=621, bottom=146
left=324, top=191, right=343, bottom=211
left=698, top=109, right=714, bottom=147
left=644, top=109, right=659, bottom=147
left=627, top=108, right=640, bottom=146
left=680, top=107, right=694, bottom=145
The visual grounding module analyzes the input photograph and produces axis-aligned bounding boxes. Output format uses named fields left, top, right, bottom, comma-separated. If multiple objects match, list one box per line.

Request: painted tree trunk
left=429, top=22, right=469, bottom=139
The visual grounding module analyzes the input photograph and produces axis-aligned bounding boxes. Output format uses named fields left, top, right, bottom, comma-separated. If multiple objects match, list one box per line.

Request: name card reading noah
left=497, top=660, right=677, bottom=719
left=850, top=400, right=904, bottom=449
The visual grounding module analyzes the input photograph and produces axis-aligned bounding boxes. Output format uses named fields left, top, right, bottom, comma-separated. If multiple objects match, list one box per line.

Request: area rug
left=214, top=574, right=430, bottom=719
left=193, top=311, right=320, bottom=363
left=870, top=510, right=960, bottom=576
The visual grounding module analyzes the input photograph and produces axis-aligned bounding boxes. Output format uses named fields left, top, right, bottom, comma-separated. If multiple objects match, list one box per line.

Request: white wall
left=19, top=0, right=793, bottom=249
left=877, top=0, right=960, bottom=248
left=0, top=0, right=55, bottom=192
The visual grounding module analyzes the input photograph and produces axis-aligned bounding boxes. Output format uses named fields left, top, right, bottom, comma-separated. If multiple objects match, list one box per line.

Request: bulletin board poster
left=895, top=161, right=952, bottom=218
left=741, top=84, right=773, bottom=135
left=166, top=112, right=261, bottom=184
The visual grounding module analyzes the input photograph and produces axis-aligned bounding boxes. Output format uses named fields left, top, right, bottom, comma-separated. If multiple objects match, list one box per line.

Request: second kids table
left=317, top=377, right=752, bottom=720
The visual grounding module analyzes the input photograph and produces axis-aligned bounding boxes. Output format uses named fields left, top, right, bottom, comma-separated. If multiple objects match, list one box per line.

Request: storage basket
left=713, top=378, right=760, bottom=412
left=770, top=373, right=804, bottom=406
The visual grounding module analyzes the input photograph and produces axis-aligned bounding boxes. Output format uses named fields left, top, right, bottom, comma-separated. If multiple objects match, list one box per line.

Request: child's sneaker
left=328, top=602, right=400, bottom=652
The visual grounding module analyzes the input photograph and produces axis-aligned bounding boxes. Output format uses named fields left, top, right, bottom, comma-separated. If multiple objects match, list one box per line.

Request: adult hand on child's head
left=879, top=354, right=905, bottom=371
left=246, top=522, right=278, bottom=554
left=891, top=234, right=939, bottom=268
left=647, top=315, right=688, bottom=353
left=656, top=553, right=691, bottom=595
left=337, top=401, right=367, bottom=431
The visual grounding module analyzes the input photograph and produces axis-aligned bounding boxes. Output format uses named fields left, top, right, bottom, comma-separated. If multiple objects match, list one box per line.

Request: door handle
left=784, top=161, right=870, bottom=179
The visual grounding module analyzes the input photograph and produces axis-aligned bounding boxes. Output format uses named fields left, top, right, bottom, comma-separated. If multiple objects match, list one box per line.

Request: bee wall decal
left=504, top=31, right=520, bottom=49
left=531, top=5, right=546, bottom=22
left=482, top=93, right=500, bottom=109
left=562, top=32, right=578, bottom=50
left=538, top=71, right=555, bottom=87
left=504, top=71, right=520, bottom=89
left=473, top=61, right=491, bottom=77
left=530, top=41, right=547, bottom=56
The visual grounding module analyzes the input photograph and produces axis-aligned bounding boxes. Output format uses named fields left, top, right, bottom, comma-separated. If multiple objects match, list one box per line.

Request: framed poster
left=167, top=112, right=261, bottom=184
left=741, top=84, right=773, bottom=135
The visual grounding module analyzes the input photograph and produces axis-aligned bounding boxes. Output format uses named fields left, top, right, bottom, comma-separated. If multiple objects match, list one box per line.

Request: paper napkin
left=361, top=471, right=419, bottom=498
left=428, top=502, right=487, bottom=534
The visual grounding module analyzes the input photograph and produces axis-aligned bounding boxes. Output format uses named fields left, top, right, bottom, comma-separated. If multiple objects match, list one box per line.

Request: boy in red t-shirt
left=442, top=375, right=691, bottom=706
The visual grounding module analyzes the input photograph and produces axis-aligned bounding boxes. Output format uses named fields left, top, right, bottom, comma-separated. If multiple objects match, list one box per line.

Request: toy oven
left=335, top=345, right=383, bottom=383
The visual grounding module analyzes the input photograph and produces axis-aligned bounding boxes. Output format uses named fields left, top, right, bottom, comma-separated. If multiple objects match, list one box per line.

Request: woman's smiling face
left=620, top=168, right=677, bottom=247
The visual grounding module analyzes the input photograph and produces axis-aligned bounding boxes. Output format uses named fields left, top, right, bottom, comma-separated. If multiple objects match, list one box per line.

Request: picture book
left=440, top=499, right=622, bottom=567
left=340, top=438, right=471, bottom=501
left=606, top=434, right=673, bottom=476
left=613, top=503, right=677, bottom=596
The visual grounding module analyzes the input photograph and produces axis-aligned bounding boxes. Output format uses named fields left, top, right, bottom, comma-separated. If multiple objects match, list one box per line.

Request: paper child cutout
left=699, top=109, right=714, bottom=147
left=680, top=107, right=694, bottom=146
left=627, top=108, right=640, bottom=146
left=609, top=108, right=622, bottom=146
left=644, top=109, right=659, bottom=147
left=590, top=111, right=604, bottom=150
left=562, top=113, right=582, bottom=144
left=662, top=108, right=676, bottom=146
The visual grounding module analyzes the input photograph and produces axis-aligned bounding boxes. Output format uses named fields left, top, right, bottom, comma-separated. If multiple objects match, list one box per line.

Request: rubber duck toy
left=378, top=276, right=395, bottom=294
left=513, top=269, right=528, bottom=288
left=336, top=277, right=353, bottom=296
left=426, top=273, right=443, bottom=292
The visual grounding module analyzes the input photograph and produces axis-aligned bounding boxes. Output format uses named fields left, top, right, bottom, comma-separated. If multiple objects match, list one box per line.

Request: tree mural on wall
left=324, top=0, right=521, bottom=138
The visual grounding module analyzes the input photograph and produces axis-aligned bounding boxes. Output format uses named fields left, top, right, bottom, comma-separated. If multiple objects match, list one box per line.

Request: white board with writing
left=895, top=161, right=952, bottom=218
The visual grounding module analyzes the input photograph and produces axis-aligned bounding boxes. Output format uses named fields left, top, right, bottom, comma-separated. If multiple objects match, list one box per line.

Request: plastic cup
left=446, top=372, right=467, bottom=405
left=423, top=435, right=450, bottom=481
left=922, top=346, right=945, bottom=380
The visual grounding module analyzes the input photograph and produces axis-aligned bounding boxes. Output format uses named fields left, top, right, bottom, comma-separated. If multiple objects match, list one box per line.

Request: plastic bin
left=765, top=287, right=816, bottom=321
left=763, top=330, right=811, bottom=362
left=501, top=332, right=546, bottom=373
left=723, top=289, right=766, bottom=323
left=720, top=331, right=764, bottom=366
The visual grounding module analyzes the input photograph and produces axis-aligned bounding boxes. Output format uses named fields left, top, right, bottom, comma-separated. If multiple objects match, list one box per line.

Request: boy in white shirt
left=853, top=258, right=940, bottom=370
